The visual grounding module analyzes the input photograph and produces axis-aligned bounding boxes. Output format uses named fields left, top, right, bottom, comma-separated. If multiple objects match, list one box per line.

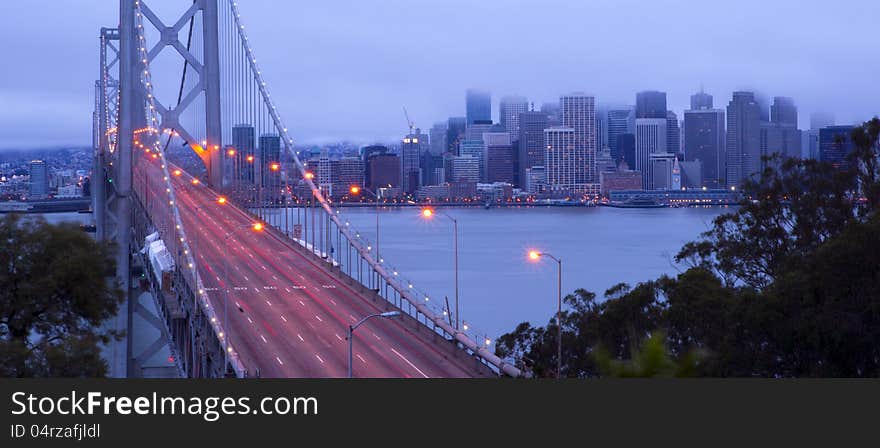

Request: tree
left=0, top=214, right=124, bottom=377
left=498, top=118, right=880, bottom=378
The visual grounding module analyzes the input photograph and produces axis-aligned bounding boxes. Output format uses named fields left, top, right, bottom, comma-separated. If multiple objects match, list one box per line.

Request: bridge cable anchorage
left=133, top=2, right=246, bottom=378
left=224, top=0, right=523, bottom=377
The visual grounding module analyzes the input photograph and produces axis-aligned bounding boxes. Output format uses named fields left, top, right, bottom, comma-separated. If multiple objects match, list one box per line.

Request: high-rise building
left=465, top=120, right=494, bottom=141
left=368, top=153, right=400, bottom=190
left=771, top=97, right=798, bottom=127
left=607, top=107, right=634, bottom=163
left=28, top=160, right=49, bottom=199
left=459, top=140, right=486, bottom=182
left=466, top=89, right=491, bottom=125
left=317, top=149, right=332, bottom=198
left=667, top=111, right=681, bottom=155
left=362, top=145, right=388, bottom=188
left=450, top=155, right=480, bottom=183
left=499, top=95, right=529, bottom=141
left=808, top=112, right=835, bottom=159
left=420, top=151, right=445, bottom=186
left=518, top=111, right=549, bottom=188
left=483, top=132, right=515, bottom=184
left=332, top=157, right=365, bottom=198
left=560, top=92, right=597, bottom=184
left=634, top=118, right=668, bottom=188
left=259, top=134, right=281, bottom=189
left=232, top=124, right=256, bottom=184
left=684, top=106, right=725, bottom=188
left=429, top=122, right=447, bottom=155
left=596, top=105, right=609, bottom=152
left=618, top=133, right=636, bottom=170
left=401, top=129, right=428, bottom=194
left=541, top=102, right=561, bottom=127
left=544, top=127, right=579, bottom=192
left=446, top=117, right=467, bottom=155
left=636, top=91, right=667, bottom=119
left=690, top=89, right=713, bottom=110
left=726, top=91, right=763, bottom=188
left=648, top=153, right=677, bottom=191
left=819, top=125, right=855, bottom=171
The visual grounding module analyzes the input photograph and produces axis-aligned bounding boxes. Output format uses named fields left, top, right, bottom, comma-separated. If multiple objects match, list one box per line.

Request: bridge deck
left=158, top=165, right=482, bottom=377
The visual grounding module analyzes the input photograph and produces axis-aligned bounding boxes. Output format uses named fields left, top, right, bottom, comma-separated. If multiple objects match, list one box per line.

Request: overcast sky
left=0, top=0, right=878, bottom=149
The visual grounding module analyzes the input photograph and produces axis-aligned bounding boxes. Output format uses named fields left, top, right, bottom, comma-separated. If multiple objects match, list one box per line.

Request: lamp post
left=528, top=250, right=563, bottom=379
left=221, top=221, right=264, bottom=367
left=348, top=311, right=400, bottom=378
left=349, top=185, right=382, bottom=288
left=420, top=208, right=460, bottom=331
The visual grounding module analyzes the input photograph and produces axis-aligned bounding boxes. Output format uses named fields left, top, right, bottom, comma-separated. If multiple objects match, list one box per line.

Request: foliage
left=0, top=214, right=124, bottom=377
left=498, top=118, right=880, bottom=377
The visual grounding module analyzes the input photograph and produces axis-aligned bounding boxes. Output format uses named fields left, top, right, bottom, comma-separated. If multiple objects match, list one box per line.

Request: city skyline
left=1, top=0, right=879, bottom=149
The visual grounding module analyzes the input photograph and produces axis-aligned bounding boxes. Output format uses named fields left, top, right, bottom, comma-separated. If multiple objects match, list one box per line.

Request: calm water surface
left=307, top=206, right=728, bottom=340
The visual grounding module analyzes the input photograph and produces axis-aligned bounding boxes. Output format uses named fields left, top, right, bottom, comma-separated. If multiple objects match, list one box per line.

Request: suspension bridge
left=92, top=0, right=523, bottom=378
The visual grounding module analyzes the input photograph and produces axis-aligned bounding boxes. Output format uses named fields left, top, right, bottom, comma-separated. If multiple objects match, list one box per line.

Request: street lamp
left=421, top=207, right=460, bottom=331
left=221, top=222, right=264, bottom=367
left=348, top=311, right=400, bottom=378
left=349, top=185, right=381, bottom=265
left=528, top=250, right=563, bottom=379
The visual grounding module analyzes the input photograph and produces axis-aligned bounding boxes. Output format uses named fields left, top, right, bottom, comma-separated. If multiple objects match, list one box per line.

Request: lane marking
left=280, top=315, right=287, bottom=323
left=330, top=299, right=337, bottom=306
left=373, top=333, right=381, bottom=341
left=247, top=317, right=253, bottom=324
left=315, top=315, right=323, bottom=322
left=276, top=357, right=283, bottom=366
left=297, top=334, right=304, bottom=342
left=284, top=287, right=291, bottom=293
left=315, top=354, right=324, bottom=364
left=335, top=334, right=344, bottom=342
left=391, top=348, right=429, bottom=378
left=260, top=335, right=268, bottom=344
left=356, top=354, right=366, bottom=364
left=299, top=300, right=305, bottom=306
left=243, top=275, right=249, bottom=281
left=266, top=300, right=273, bottom=307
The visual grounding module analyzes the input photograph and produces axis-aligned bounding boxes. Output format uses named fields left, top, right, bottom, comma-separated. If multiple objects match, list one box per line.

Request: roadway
left=143, top=160, right=481, bottom=377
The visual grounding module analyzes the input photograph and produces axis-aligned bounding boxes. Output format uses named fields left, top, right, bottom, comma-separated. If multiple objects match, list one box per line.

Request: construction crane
left=403, top=106, right=415, bottom=135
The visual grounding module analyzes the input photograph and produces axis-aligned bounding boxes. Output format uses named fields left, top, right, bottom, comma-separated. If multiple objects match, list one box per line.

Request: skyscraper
left=636, top=91, right=667, bottom=119
left=634, top=118, right=668, bottom=188
left=560, top=92, right=597, bottom=185
left=499, top=95, right=529, bottom=141
left=429, top=122, right=447, bottom=155
left=726, top=91, right=763, bottom=188
left=667, top=111, right=681, bottom=155
left=541, top=102, right=561, bottom=127
left=684, top=106, right=726, bottom=188
left=543, top=127, right=578, bottom=192
left=483, top=131, right=515, bottom=184
left=401, top=129, right=428, bottom=194
left=819, top=125, right=855, bottom=171
left=607, top=107, right=634, bottom=163
left=232, top=124, right=256, bottom=184
left=28, top=160, right=48, bottom=199
left=808, top=112, right=835, bottom=159
left=368, top=154, right=400, bottom=190
left=690, top=89, right=713, bottom=110
left=618, top=133, right=636, bottom=170
left=518, top=111, right=548, bottom=188
left=450, top=155, right=480, bottom=183
left=466, top=89, right=491, bottom=125
left=771, top=97, right=798, bottom=127
left=459, top=140, right=486, bottom=182
left=446, top=117, right=467, bottom=155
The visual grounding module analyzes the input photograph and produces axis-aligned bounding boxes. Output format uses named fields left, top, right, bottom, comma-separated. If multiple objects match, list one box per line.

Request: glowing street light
left=421, top=207, right=460, bottom=330
left=246, top=155, right=255, bottom=163
left=227, top=148, right=236, bottom=157
left=173, top=169, right=182, bottom=177
left=270, top=162, right=280, bottom=172
left=191, top=179, right=200, bottom=185
left=528, top=250, right=563, bottom=379
left=217, top=196, right=227, bottom=205
left=304, top=171, right=315, bottom=180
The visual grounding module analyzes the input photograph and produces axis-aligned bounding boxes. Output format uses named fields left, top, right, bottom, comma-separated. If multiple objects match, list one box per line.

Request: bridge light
left=173, top=169, right=182, bottom=177
left=247, top=155, right=254, bottom=163
left=191, top=179, right=200, bottom=185
left=270, top=163, right=280, bottom=171
left=528, top=250, right=541, bottom=261
left=227, top=148, right=236, bottom=156
left=421, top=208, right=434, bottom=218
left=217, top=196, right=227, bottom=205
left=349, top=186, right=360, bottom=195
left=252, top=222, right=264, bottom=232
left=304, top=172, right=315, bottom=180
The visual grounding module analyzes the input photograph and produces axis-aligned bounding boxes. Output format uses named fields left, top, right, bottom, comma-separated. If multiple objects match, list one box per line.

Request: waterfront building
left=683, top=105, right=725, bottom=188
left=819, top=125, right=856, bottom=171
left=726, top=91, right=762, bottom=188
left=28, top=160, right=49, bottom=199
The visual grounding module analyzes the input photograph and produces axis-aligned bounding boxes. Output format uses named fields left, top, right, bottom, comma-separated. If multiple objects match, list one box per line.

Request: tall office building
left=232, top=124, right=256, bottom=183
left=499, top=95, right=529, bottom=141
left=634, top=118, right=668, bottom=188
left=596, top=105, right=609, bottom=152
left=28, top=160, right=49, bottom=199
left=541, top=102, right=561, bottom=127
left=518, top=111, right=549, bottom=188
left=420, top=152, right=445, bottom=186
left=667, top=111, right=681, bottom=155
left=401, top=129, right=428, bottom=194
left=636, top=91, right=667, bottom=119
left=649, top=153, right=677, bottom=190
left=459, top=140, right=486, bottom=181
left=429, top=122, right=447, bottom=155
left=726, top=91, right=763, bottom=188
left=683, top=106, right=725, bottom=188
left=560, top=92, right=597, bottom=184
left=808, top=112, right=835, bottom=159
left=607, top=107, right=634, bottom=163
left=483, top=132, right=515, bottom=184
left=446, top=117, right=467, bottom=155
left=819, top=125, right=855, bottom=171
left=258, top=134, right=281, bottom=190
left=690, top=89, right=713, bottom=110
left=465, top=120, right=494, bottom=141
left=332, top=157, right=365, bottom=198
left=368, top=154, right=400, bottom=190
left=543, top=127, right=578, bottom=192
left=618, top=133, right=636, bottom=170
left=450, top=155, right=480, bottom=183
left=362, top=145, right=388, bottom=188
left=771, top=97, right=798, bottom=127
left=466, top=89, right=491, bottom=125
